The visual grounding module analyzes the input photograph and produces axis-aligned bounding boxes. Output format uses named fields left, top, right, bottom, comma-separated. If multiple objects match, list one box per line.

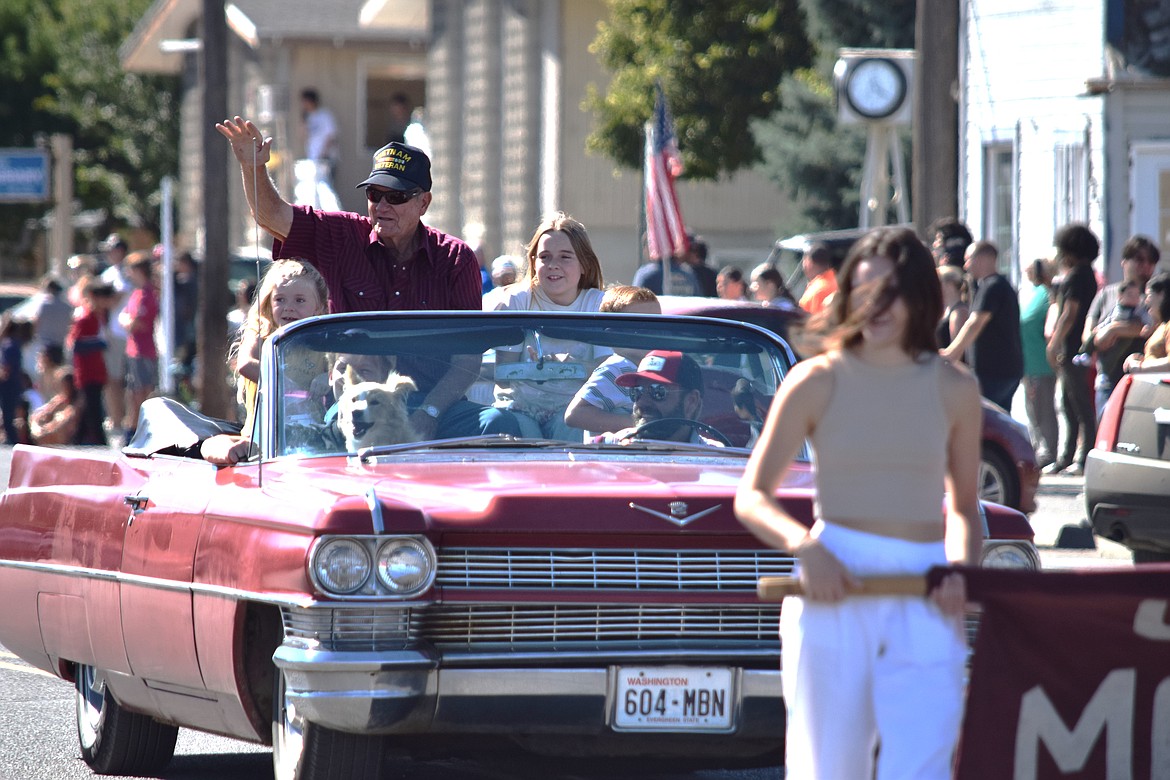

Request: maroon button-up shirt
left=272, top=206, right=481, bottom=313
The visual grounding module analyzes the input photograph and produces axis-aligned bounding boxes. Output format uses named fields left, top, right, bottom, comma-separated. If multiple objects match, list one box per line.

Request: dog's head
left=336, top=366, right=419, bottom=450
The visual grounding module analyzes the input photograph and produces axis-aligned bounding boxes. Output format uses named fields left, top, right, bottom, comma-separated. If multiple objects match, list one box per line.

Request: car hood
left=258, top=455, right=817, bottom=539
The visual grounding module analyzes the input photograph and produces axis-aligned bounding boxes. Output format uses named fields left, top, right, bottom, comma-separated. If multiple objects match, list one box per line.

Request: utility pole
left=199, top=0, right=231, bottom=418
left=912, top=0, right=960, bottom=233
left=49, top=134, right=73, bottom=279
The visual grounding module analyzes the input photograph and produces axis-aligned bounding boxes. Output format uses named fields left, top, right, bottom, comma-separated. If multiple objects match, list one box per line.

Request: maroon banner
left=948, top=565, right=1170, bottom=779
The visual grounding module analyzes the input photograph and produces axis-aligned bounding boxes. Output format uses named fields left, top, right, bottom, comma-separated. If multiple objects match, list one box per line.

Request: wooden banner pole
left=757, top=575, right=927, bottom=601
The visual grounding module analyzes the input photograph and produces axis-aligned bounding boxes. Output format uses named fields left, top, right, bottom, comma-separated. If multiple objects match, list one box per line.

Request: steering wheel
left=625, top=417, right=734, bottom=448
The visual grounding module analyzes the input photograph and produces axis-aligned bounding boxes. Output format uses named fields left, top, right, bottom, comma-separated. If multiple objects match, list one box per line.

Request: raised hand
left=215, top=116, right=272, bottom=167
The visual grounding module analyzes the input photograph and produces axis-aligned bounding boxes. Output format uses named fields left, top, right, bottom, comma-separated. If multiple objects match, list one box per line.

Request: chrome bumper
left=272, top=644, right=783, bottom=738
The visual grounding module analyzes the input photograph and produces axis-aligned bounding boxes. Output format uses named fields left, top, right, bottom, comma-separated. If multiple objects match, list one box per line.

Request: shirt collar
left=366, top=222, right=434, bottom=267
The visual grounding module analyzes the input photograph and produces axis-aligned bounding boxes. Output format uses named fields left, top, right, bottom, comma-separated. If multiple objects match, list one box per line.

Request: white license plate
left=612, top=666, right=734, bottom=732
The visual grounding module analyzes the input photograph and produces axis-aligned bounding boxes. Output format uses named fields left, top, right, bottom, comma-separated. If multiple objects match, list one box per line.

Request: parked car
left=660, top=296, right=1040, bottom=513
left=761, top=224, right=915, bottom=300
left=1085, top=371, right=1170, bottom=562
left=0, top=281, right=44, bottom=321
left=0, top=310, right=1038, bottom=779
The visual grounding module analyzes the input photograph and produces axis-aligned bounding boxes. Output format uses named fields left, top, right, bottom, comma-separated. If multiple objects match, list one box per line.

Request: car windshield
left=256, top=311, right=794, bottom=459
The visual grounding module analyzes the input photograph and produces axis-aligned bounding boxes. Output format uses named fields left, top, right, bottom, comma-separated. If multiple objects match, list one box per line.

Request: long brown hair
left=524, top=212, right=605, bottom=291
left=801, top=227, right=941, bottom=357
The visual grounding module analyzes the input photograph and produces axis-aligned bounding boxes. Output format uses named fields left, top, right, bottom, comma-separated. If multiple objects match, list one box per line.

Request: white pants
left=781, top=521, right=967, bottom=780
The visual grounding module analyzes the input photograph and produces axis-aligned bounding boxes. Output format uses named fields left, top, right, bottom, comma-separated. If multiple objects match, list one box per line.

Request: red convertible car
left=0, top=311, right=1038, bottom=779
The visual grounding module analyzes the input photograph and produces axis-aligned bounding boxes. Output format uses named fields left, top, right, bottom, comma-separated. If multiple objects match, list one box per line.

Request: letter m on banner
left=952, top=566, right=1170, bottom=779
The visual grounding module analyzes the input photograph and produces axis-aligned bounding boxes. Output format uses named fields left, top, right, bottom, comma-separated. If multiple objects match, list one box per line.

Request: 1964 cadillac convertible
left=0, top=311, right=1039, bottom=779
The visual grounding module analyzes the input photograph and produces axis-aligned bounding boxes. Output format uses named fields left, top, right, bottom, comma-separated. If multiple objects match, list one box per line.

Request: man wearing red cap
left=607, top=350, right=721, bottom=445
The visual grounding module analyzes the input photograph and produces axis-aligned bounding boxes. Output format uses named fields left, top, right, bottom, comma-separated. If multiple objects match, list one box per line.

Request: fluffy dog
left=335, top=366, right=420, bottom=450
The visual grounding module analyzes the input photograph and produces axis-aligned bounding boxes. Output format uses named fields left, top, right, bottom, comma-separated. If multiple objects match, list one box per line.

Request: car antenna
left=251, top=136, right=264, bottom=485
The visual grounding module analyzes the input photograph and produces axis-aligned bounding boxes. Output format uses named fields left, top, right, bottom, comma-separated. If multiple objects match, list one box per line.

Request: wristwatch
left=421, top=404, right=441, bottom=419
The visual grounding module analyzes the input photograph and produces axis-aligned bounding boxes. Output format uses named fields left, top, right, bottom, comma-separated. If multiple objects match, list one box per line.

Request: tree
left=757, top=0, right=916, bottom=232
left=585, top=0, right=813, bottom=180
left=0, top=0, right=180, bottom=270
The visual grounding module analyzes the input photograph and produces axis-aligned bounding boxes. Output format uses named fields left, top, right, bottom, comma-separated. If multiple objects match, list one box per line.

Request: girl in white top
left=485, top=212, right=607, bottom=440
left=735, top=227, right=982, bottom=780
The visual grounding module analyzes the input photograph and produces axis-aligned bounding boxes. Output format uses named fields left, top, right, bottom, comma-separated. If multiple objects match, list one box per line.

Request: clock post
left=834, top=49, right=915, bottom=229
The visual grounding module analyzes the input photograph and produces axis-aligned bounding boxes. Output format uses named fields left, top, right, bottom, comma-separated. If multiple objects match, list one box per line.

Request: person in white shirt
left=485, top=212, right=607, bottom=439
left=564, top=285, right=660, bottom=439
left=301, top=89, right=337, bottom=163
left=98, top=234, right=130, bottom=439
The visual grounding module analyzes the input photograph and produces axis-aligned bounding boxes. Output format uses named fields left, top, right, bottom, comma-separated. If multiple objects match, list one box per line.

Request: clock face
left=845, top=58, right=907, bottom=120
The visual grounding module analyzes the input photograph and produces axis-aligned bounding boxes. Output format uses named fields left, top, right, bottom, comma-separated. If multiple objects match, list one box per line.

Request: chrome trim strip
left=435, top=648, right=780, bottom=665
left=0, top=558, right=318, bottom=608
left=366, top=487, right=384, bottom=535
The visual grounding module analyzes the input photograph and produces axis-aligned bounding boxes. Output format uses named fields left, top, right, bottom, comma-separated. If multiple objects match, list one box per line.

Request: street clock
left=845, top=58, right=907, bottom=120
left=835, top=49, right=915, bottom=126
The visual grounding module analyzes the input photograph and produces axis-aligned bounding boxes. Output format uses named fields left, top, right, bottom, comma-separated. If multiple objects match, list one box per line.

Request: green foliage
left=585, top=0, right=813, bottom=180
left=0, top=0, right=179, bottom=263
left=801, top=0, right=915, bottom=50
left=755, top=71, right=865, bottom=231
left=757, top=0, right=916, bottom=232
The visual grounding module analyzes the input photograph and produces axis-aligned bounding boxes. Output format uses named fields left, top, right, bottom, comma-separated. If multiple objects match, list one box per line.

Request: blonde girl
left=234, top=259, right=328, bottom=418
left=204, top=260, right=327, bottom=465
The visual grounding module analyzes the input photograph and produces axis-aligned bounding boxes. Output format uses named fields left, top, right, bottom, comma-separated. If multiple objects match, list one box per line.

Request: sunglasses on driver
left=629, top=383, right=673, bottom=402
left=365, top=187, right=423, bottom=206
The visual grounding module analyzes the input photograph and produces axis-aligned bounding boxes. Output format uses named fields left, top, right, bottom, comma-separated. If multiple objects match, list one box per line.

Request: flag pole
left=641, top=142, right=650, bottom=273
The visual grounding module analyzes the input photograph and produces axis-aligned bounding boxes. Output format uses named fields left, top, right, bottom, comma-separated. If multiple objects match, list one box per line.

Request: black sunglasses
left=629, top=383, right=672, bottom=402
left=365, top=187, right=422, bottom=206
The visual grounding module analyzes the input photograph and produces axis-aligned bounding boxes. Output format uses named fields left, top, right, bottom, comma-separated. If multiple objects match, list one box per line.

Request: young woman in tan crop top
left=735, top=227, right=983, bottom=780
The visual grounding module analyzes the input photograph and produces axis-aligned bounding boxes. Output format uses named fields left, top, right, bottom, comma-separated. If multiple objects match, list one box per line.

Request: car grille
left=418, top=604, right=781, bottom=648
left=282, top=606, right=414, bottom=651
left=282, top=603, right=782, bottom=652
left=280, top=547, right=972, bottom=655
left=435, top=548, right=796, bottom=591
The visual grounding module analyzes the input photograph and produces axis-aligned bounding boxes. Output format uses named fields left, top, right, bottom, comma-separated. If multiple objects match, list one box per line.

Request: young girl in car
left=735, top=227, right=982, bottom=780
left=202, top=259, right=328, bottom=465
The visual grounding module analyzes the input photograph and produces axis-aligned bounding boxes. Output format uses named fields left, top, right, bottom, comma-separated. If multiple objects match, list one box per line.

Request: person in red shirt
left=68, top=278, right=115, bottom=445
left=119, top=252, right=160, bottom=437
left=215, top=116, right=479, bottom=314
left=215, top=116, right=518, bottom=440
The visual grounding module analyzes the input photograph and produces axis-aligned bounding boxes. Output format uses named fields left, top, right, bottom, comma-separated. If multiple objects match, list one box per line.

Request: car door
left=118, top=456, right=213, bottom=692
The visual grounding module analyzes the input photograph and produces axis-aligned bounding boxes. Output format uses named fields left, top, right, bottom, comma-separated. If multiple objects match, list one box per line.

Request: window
left=983, top=143, right=1016, bottom=275
left=359, top=59, right=426, bottom=152
left=1054, top=143, right=1088, bottom=226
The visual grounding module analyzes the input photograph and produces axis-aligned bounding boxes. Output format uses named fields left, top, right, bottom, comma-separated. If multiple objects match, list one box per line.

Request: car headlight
left=981, top=542, right=1039, bottom=570
left=376, top=538, right=436, bottom=595
left=313, top=538, right=372, bottom=594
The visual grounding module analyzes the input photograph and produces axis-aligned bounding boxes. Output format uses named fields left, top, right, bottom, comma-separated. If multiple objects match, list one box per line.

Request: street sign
left=0, top=149, right=50, bottom=202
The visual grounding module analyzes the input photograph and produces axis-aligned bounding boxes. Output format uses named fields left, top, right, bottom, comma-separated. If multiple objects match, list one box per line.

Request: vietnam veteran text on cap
left=357, top=142, right=432, bottom=192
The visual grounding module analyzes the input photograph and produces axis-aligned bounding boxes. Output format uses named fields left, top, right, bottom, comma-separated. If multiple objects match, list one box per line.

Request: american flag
left=644, top=83, right=689, bottom=263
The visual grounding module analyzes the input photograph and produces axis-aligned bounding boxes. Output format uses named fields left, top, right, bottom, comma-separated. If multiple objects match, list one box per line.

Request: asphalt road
left=0, top=649, right=781, bottom=780
left=0, top=447, right=1126, bottom=780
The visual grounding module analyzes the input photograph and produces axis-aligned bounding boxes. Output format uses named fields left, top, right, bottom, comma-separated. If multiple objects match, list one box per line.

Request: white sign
left=613, top=666, right=734, bottom=732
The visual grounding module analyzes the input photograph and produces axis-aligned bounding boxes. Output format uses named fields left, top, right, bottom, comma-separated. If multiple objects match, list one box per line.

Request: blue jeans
left=978, top=376, right=1020, bottom=414
left=413, top=395, right=521, bottom=439
left=1094, top=375, right=1118, bottom=423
